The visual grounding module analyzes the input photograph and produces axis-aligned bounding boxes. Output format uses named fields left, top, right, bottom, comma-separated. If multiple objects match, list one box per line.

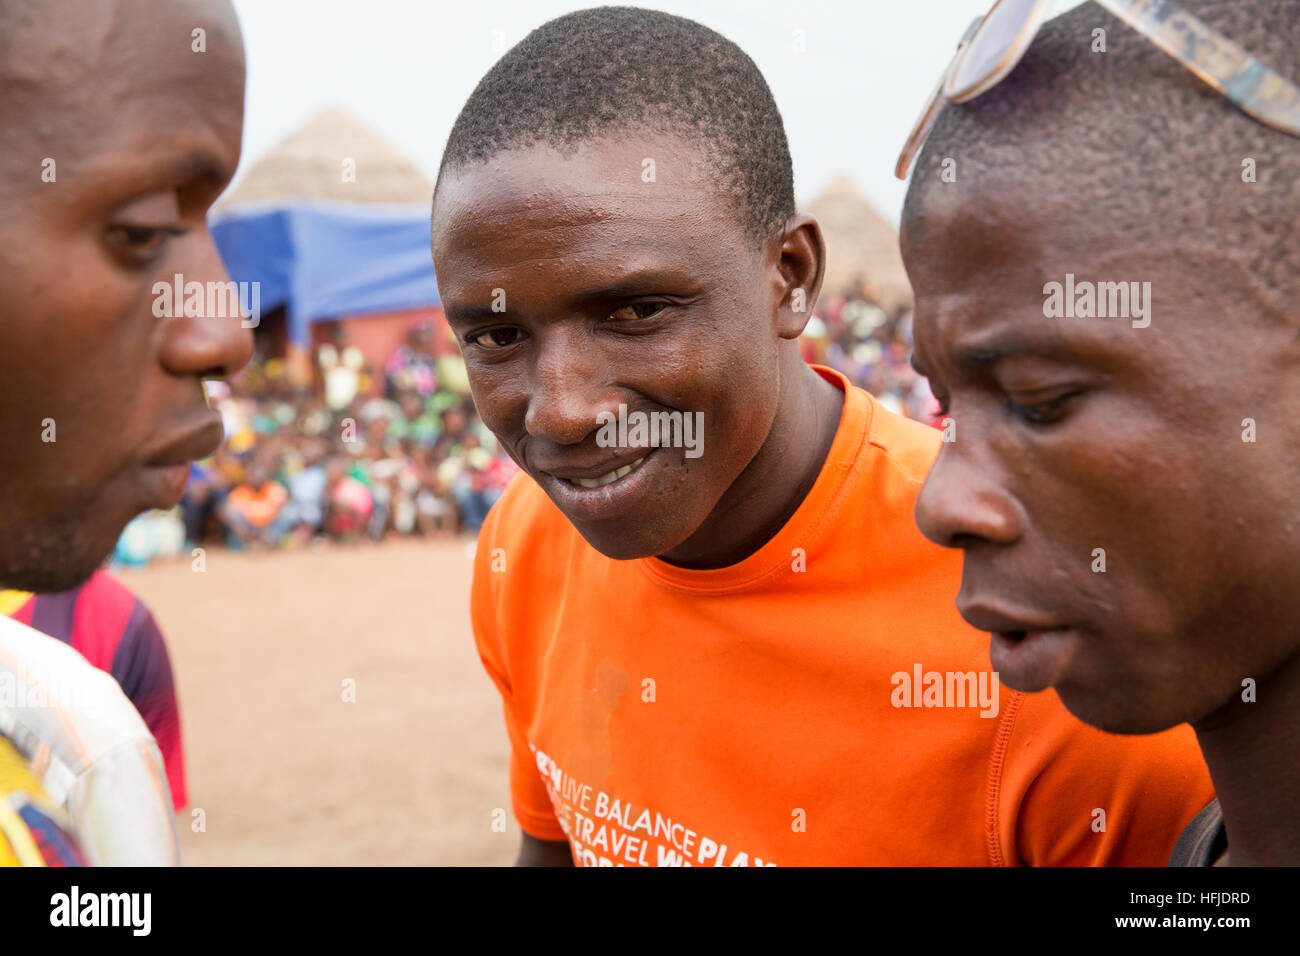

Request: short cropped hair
left=435, top=5, right=796, bottom=247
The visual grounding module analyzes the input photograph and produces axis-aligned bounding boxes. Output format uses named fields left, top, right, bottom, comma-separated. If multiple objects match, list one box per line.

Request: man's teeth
left=571, top=457, right=646, bottom=489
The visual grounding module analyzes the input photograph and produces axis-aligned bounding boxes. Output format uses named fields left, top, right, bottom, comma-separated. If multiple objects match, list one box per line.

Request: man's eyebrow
left=109, top=149, right=233, bottom=195
left=568, top=275, right=681, bottom=304
left=443, top=303, right=503, bottom=325
left=169, top=151, right=232, bottom=185
left=444, top=269, right=692, bottom=324
left=955, top=346, right=1006, bottom=369
left=952, top=332, right=1071, bottom=370
left=154, top=151, right=233, bottom=192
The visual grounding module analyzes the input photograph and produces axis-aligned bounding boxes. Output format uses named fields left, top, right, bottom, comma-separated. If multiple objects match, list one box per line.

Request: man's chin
left=0, top=560, right=107, bottom=595
left=570, top=521, right=676, bottom=561
left=0, top=521, right=121, bottom=594
left=1052, top=682, right=1187, bottom=736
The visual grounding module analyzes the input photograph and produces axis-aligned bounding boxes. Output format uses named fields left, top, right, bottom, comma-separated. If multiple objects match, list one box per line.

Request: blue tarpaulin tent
left=211, top=201, right=439, bottom=346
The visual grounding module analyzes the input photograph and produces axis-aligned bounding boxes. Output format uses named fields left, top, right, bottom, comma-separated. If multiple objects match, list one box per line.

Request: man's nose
left=524, top=331, right=618, bottom=446
left=914, top=438, right=1023, bottom=550
left=157, top=231, right=254, bottom=379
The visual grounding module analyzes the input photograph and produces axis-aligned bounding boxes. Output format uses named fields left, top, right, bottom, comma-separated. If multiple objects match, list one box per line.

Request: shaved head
left=0, top=0, right=250, bottom=592
left=0, top=0, right=243, bottom=114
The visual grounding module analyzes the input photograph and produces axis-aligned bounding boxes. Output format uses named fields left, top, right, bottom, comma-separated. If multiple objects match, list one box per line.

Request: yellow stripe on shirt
left=0, top=591, right=33, bottom=618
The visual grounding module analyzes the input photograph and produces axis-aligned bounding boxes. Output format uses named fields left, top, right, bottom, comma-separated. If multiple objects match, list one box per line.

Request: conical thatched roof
left=219, top=108, right=433, bottom=207
left=805, top=176, right=912, bottom=311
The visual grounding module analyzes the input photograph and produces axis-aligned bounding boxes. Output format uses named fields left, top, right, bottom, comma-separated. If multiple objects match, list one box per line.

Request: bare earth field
left=116, top=538, right=516, bottom=866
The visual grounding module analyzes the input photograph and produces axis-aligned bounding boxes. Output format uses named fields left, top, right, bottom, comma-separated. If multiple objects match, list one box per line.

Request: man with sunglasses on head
left=434, top=5, right=1214, bottom=867
left=902, top=0, right=1300, bottom=865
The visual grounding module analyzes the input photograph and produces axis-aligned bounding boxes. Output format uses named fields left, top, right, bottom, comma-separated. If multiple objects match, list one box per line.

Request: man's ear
left=772, top=213, right=826, bottom=340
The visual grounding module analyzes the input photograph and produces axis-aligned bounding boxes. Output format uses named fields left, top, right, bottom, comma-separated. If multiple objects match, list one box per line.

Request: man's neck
left=658, top=355, right=844, bottom=570
left=1192, top=646, right=1300, bottom=865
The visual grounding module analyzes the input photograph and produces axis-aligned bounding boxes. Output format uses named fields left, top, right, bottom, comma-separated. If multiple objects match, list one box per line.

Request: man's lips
left=957, top=604, right=1066, bottom=637
left=137, top=414, right=225, bottom=508
left=959, top=601, right=1080, bottom=693
left=537, top=449, right=652, bottom=483
left=534, top=448, right=662, bottom=522
left=143, top=414, right=225, bottom=467
left=563, top=457, right=647, bottom=490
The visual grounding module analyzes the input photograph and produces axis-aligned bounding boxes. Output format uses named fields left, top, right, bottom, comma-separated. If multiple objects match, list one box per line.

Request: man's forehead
left=436, top=135, right=719, bottom=223
left=910, top=173, right=1073, bottom=280
left=433, top=202, right=724, bottom=310
left=432, top=138, right=733, bottom=275
left=906, top=191, right=1197, bottom=374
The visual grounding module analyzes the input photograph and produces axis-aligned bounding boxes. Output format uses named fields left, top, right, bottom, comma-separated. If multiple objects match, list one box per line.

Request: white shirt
left=0, top=614, right=180, bottom=865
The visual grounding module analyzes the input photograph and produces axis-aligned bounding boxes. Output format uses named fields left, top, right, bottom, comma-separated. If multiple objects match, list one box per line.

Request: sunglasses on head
left=896, top=0, right=1300, bottom=180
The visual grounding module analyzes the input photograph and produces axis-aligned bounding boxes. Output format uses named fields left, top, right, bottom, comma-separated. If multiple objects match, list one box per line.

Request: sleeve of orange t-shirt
left=470, top=503, right=569, bottom=844
left=994, top=689, right=1215, bottom=866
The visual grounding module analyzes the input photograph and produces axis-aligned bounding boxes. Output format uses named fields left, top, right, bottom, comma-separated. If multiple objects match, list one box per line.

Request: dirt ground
left=116, top=538, right=517, bottom=866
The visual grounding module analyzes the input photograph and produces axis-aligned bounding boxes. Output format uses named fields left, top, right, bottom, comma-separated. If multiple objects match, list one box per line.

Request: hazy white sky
left=228, top=0, right=1086, bottom=223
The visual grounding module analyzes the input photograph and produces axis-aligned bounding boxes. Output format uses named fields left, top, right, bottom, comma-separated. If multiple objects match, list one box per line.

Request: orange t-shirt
left=227, top=482, right=288, bottom=527
left=472, top=365, right=1214, bottom=865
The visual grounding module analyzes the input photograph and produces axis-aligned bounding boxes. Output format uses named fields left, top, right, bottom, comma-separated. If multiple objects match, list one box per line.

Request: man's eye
left=1005, top=393, right=1076, bottom=425
left=468, top=327, right=524, bottom=350
left=105, top=224, right=184, bottom=260
left=609, top=301, right=664, bottom=322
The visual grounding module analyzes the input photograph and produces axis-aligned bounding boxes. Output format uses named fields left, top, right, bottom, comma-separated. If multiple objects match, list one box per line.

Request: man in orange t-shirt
left=222, top=457, right=291, bottom=548
left=431, top=8, right=1213, bottom=865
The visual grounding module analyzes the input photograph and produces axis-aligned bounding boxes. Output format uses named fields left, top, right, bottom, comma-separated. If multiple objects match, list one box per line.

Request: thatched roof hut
left=218, top=108, right=433, bottom=208
left=213, top=108, right=442, bottom=385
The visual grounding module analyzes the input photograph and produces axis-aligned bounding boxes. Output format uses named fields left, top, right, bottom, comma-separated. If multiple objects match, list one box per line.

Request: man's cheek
left=465, top=379, right=523, bottom=437
left=479, top=411, right=519, bottom=449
